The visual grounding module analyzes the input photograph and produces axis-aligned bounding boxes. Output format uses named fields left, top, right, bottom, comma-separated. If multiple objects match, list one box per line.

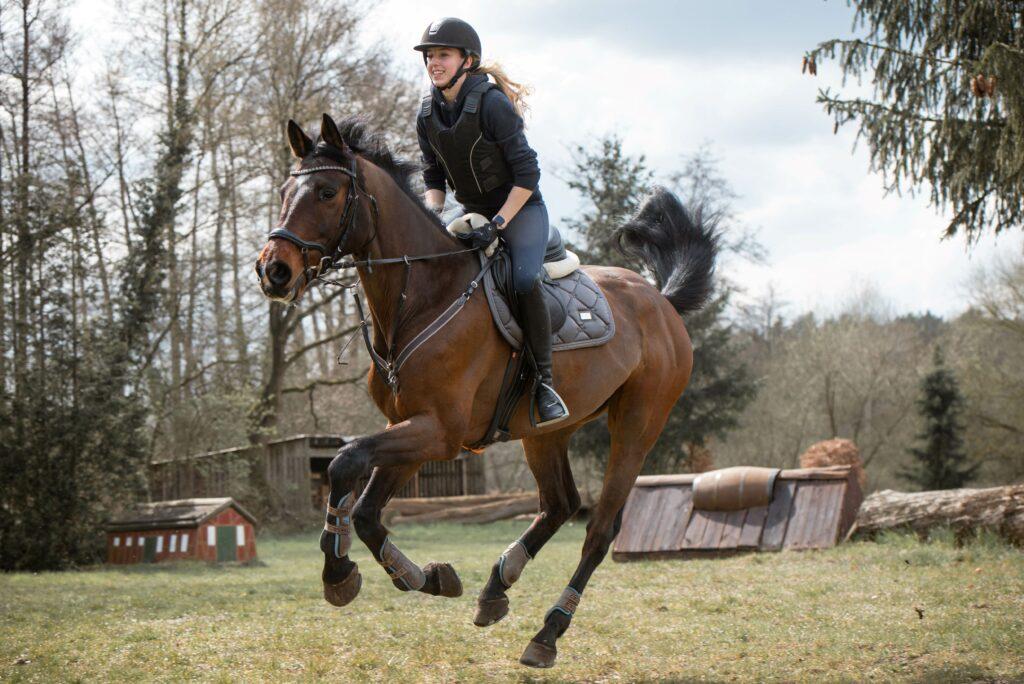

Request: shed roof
left=106, top=498, right=257, bottom=532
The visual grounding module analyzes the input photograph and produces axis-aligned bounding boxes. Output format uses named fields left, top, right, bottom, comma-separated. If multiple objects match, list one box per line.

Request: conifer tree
left=562, top=134, right=653, bottom=268
left=806, top=1, right=1024, bottom=240
left=562, top=136, right=756, bottom=472
left=901, top=346, right=978, bottom=490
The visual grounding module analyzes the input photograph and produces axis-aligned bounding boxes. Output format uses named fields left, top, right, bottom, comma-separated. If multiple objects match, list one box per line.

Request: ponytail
left=474, top=61, right=532, bottom=119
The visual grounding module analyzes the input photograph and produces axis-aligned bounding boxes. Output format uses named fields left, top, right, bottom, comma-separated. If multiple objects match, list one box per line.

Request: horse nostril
left=266, top=260, right=292, bottom=287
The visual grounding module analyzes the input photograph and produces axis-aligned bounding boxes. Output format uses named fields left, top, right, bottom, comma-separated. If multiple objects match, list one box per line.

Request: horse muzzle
left=256, top=257, right=305, bottom=303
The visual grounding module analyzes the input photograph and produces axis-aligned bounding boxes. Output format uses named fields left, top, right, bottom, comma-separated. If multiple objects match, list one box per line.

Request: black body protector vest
left=420, top=80, right=513, bottom=205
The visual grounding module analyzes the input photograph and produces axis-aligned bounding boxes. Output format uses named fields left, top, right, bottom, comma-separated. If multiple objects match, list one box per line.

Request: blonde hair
left=474, top=61, right=532, bottom=119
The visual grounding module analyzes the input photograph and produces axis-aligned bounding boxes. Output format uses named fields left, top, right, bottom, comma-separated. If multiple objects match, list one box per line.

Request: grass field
left=2, top=521, right=1023, bottom=682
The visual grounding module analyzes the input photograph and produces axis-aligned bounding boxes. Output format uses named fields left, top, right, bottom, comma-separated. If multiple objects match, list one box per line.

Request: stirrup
left=534, top=382, right=570, bottom=427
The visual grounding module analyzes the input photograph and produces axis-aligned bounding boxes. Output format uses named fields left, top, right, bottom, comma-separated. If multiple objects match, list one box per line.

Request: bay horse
left=255, top=114, right=717, bottom=668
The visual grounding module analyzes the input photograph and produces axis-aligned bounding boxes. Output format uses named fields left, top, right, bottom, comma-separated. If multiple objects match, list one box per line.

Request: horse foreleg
left=321, top=414, right=456, bottom=607
left=475, top=428, right=579, bottom=627
left=352, top=463, right=463, bottom=598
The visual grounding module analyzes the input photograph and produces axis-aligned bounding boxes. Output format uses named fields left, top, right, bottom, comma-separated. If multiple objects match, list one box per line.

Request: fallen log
left=383, top=493, right=519, bottom=517
left=852, top=484, right=1024, bottom=546
left=389, top=493, right=538, bottom=525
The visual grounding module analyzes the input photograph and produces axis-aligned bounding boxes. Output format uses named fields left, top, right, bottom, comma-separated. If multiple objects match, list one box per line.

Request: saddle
left=467, top=224, right=615, bottom=449
left=480, top=225, right=615, bottom=352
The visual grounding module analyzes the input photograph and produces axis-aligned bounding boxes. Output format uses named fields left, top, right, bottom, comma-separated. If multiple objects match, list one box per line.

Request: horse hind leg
left=519, top=378, right=676, bottom=668
left=475, top=427, right=580, bottom=627
left=352, top=463, right=463, bottom=598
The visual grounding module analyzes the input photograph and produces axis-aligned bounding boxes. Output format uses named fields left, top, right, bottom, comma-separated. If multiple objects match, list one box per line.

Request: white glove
left=446, top=213, right=500, bottom=256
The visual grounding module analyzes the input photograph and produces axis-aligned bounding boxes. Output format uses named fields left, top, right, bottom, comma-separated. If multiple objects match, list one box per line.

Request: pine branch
left=811, top=38, right=965, bottom=68
left=818, top=93, right=1004, bottom=128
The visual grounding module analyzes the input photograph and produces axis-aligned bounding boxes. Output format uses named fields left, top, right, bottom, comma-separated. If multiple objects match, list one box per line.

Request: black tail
left=615, top=187, right=719, bottom=316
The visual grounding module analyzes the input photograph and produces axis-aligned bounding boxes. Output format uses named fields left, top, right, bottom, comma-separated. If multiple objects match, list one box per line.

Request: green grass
left=1, top=521, right=1022, bottom=682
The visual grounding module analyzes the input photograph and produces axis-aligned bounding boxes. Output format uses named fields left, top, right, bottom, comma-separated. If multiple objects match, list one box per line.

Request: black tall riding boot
left=518, top=280, right=569, bottom=427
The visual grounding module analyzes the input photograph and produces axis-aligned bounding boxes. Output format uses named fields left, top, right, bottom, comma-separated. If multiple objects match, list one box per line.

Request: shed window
left=236, top=525, right=245, bottom=546
left=181, top=533, right=189, bottom=553
left=207, top=526, right=216, bottom=547
left=126, top=537, right=133, bottom=547
left=169, top=534, right=177, bottom=553
left=156, top=536, right=163, bottom=553
left=137, top=537, right=143, bottom=547
left=113, top=537, right=120, bottom=547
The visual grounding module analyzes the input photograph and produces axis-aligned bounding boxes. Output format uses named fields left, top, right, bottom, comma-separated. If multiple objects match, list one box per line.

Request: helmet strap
left=435, top=52, right=477, bottom=92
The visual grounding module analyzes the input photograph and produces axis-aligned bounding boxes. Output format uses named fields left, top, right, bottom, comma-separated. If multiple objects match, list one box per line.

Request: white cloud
left=363, top=2, right=1022, bottom=318
left=68, top=0, right=1023, bottom=318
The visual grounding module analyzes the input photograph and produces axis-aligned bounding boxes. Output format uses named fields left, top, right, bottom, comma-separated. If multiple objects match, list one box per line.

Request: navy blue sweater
left=416, top=73, right=543, bottom=214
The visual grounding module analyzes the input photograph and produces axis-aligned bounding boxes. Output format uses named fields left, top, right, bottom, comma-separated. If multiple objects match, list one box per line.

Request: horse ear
left=286, top=119, right=313, bottom=159
left=320, top=113, right=348, bottom=152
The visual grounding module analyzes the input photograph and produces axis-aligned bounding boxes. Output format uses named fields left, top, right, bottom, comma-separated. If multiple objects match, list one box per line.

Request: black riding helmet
left=413, top=17, right=481, bottom=91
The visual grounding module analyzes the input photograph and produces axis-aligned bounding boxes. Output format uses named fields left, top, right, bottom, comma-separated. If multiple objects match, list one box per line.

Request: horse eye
left=319, top=188, right=336, bottom=201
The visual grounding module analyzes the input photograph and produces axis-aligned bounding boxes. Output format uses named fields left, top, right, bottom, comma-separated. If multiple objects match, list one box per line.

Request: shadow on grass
left=908, top=664, right=1024, bottom=683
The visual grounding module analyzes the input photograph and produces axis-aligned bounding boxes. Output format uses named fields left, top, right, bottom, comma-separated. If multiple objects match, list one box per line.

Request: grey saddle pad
left=480, top=252, right=615, bottom=351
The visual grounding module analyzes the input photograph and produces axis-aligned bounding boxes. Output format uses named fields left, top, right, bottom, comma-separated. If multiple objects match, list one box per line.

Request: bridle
left=263, top=153, right=495, bottom=394
left=266, top=158, right=374, bottom=301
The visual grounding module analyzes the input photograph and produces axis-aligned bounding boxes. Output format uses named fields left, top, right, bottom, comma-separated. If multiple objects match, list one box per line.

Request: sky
left=70, top=0, right=1024, bottom=320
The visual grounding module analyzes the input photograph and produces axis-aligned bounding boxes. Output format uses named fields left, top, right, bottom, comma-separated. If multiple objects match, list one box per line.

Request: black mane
left=308, top=116, right=448, bottom=234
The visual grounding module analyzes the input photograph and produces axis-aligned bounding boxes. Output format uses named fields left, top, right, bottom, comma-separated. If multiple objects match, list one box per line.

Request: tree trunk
left=0, top=123, right=7, bottom=394
left=852, top=485, right=1024, bottom=546
left=210, top=135, right=227, bottom=379
left=389, top=493, right=540, bottom=525
left=225, top=132, right=249, bottom=375
left=64, top=76, right=113, bottom=321
left=14, top=0, right=33, bottom=414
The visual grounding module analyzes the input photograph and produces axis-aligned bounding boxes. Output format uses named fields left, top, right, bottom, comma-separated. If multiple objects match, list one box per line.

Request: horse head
left=256, top=113, right=373, bottom=303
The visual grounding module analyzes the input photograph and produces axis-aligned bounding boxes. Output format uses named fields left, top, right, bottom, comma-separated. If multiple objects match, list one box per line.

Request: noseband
left=266, top=158, right=377, bottom=298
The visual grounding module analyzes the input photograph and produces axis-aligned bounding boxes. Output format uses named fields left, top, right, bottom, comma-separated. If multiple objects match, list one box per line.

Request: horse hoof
left=323, top=566, right=362, bottom=607
left=519, top=640, right=557, bottom=669
left=424, top=561, right=463, bottom=598
left=473, top=596, right=509, bottom=627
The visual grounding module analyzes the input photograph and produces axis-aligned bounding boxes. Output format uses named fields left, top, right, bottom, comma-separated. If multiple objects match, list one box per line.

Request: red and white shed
left=106, top=498, right=257, bottom=564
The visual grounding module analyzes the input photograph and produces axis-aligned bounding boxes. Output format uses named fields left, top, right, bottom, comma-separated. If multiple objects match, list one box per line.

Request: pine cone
left=970, top=74, right=984, bottom=97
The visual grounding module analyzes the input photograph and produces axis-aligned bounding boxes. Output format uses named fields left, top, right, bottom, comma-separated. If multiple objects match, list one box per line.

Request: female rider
left=414, top=17, right=569, bottom=427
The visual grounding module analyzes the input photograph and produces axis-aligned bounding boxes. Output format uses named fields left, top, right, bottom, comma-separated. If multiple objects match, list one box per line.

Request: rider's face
left=425, top=47, right=471, bottom=87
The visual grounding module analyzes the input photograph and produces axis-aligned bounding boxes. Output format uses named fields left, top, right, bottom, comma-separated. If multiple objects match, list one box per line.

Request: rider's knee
left=513, top=270, right=542, bottom=297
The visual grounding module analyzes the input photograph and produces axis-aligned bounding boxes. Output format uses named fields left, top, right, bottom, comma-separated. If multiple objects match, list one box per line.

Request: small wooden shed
left=106, top=498, right=257, bottom=564
left=613, top=465, right=863, bottom=561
